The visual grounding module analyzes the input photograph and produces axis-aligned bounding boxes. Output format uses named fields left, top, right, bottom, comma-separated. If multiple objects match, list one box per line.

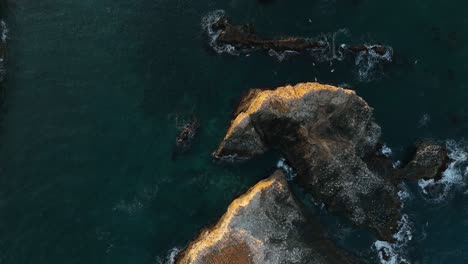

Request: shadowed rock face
left=214, top=83, right=401, bottom=241
left=175, top=170, right=354, bottom=264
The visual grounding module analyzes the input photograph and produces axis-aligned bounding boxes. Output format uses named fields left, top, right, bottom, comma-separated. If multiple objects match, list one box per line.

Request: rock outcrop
left=214, top=82, right=439, bottom=242
left=204, top=12, right=393, bottom=64
left=397, top=141, right=449, bottom=181
left=176, top=170, right=353, bottom=264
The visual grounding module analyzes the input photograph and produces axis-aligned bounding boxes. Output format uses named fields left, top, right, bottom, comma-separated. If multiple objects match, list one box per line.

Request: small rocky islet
left=175, top=83, right=449, bottom=263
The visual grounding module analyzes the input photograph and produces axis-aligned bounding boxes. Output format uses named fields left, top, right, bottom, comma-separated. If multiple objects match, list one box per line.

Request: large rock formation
left=176, top=170, right=353, bottom=264
left=214, top=83, right=410, bottom=242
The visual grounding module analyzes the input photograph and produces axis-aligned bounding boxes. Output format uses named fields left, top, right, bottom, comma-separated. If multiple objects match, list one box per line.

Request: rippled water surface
left=1, top=0, right=468, bottom=263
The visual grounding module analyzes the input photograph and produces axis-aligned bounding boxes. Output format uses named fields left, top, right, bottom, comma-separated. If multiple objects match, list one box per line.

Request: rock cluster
left=177, top=83, right=448, bottom=263
left=214, top=82, right=447, bottom=242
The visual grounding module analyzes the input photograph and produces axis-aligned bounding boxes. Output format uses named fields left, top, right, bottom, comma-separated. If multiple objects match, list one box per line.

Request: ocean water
left=1, top=0, right=468, bottom=263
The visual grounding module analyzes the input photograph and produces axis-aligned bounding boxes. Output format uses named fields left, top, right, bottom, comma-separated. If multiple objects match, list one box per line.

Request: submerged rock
left=175, top=170, right=353, bottom=264
left=214, top=83, right=402, bottom=241
left=172, top=117, right=200, bottom=158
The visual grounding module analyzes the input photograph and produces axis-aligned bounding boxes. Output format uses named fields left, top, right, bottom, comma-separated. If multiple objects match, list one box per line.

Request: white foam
left=381, top=144, right=393, bottom=158
left=355, top=45, right=393, bottom=82
left=392, top=160, right=402, bottom=169
left=397, top=187, right=411, bottom=204
left=200, top=13, right=392, bottom=80
left=1, top=20, right=7, bottom=43
left=201, top=10, right=240, bottom=56
left=155, top=247, right=180, bottom=264
left=166, top=247, right=180, bottom=264
left=417, top=140, right=468, bottom=201
left=268, top=49, right=300, bottom=62
left=276, top=158, right=297, bottom=180
left=373, top=214, right=412, bottom=264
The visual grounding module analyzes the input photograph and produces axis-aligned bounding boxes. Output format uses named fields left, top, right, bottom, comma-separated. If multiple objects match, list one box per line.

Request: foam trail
left=268, top=49, right=300, bottom=62
left=0, top=20, right=7, bottom=43
left=161, top=247, right=180, bottom=264
left=201, top=12, right=393, bottom=82
left=381, top=144, right=393, bottom=158
left=355, top=45, right=393, bottom=82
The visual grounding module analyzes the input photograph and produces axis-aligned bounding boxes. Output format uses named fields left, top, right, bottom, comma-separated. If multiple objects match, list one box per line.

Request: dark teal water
left=1, top=0, right=468, bottom=263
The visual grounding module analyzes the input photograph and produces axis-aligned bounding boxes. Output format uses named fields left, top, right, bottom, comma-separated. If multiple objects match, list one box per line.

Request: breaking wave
left=201, top=10, right=239, bottom=56
left=374, top=214, right=413, bottom=264
left=374, top=172, right=413, bottom=264
left=418, top=140, right=468, bottom=201
left=1, top=20, right=7, bottom=43
left=155, top=247, right=181, bottom=264
left=355, top=45, right=393, bottom=82
left=277, top=158, right=297, bottom=180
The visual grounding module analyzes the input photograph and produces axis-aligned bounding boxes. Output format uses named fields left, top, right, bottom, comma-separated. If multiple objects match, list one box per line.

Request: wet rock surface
left=397, top=141, right=449, bottom=181
left=206, top=13, right=393, bottom=63
left=172, top=117, right=200, bottom=159
left=214, top=82, right=401, bottom=241
left=214, top=83, right=450, bottom=242
left=175, top=170, right=354, bottom=264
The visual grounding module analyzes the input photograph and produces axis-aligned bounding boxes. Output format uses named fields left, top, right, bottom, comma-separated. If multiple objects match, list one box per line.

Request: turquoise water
left=1, top=0, right=468, bottom=263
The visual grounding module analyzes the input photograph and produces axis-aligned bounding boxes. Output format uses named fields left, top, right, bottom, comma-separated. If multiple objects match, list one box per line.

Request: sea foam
left=418, top=140, right=468, bottom=201
left=374, top=214, right=413, bottom=264
left=277, top=158, right=297, bottom=180
left=201, top=11, right=392, bottom=82
left=201, top=10, right=240, bottom=55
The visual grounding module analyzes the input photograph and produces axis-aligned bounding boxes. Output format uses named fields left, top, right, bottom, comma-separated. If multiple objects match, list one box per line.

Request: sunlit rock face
left=214, top=82, right=401, bottom=242
left=176, top=170, right=353, bottom=264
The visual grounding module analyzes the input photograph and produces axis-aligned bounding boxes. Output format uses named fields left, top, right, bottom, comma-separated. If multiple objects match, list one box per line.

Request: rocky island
left=214, top=82, right=447, bottom=242
left=176, top=82, right=449, bottom=263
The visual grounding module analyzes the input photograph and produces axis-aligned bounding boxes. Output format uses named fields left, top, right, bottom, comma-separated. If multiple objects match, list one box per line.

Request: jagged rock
left=214, top=82, right=401, bottom=241
left=397, top=141, right=449, bottom=181
left=175, top=170, right=354, bottom=264
left=207, top=14, right=393, bottom=61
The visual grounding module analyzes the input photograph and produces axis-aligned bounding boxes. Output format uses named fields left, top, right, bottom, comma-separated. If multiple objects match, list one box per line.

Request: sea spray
left=374, top=214, right=413, bottom=264
left=155, top=247, right=180, bottom=264
left=418, top=140, right=468, bottom=201
left=201, top=10, right=239, bottom=55
left=277, top=158, right=297, bottom=181
left=374, top=159, right=413, bottom=264
left=355, top=45, right=393, bottom=82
